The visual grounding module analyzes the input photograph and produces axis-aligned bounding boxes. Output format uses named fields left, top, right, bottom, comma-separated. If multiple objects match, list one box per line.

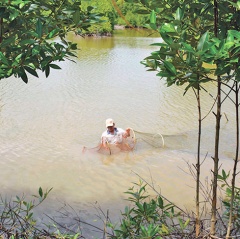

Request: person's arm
left=123, top=128, right=130, bottom=138
left=101, top=136, right=109, bottom=149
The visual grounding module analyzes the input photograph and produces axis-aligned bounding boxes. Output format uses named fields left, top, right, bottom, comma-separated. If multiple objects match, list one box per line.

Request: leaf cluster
left=129, top=0, right=240, bottom=94
left=218, top=170, right=240, bottom=234
left=0, top=187, right=52, bottom=238
left=108, top=181, right=191, bottom=239
left=0, top=0, right=100, bottom=83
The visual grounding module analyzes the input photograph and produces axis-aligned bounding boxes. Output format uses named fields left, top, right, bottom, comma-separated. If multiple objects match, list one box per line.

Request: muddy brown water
left=0, top=29, right=237, bottom=237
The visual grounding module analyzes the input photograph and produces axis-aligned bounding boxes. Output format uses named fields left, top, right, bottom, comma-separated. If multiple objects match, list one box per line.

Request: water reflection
left=69, top=34, right=115, bottom=49
left=114, top=28, right=159, bottom=37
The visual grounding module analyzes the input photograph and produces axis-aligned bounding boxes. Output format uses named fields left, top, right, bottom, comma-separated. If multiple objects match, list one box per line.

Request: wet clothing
left=101, top=127, right=126, bottom=144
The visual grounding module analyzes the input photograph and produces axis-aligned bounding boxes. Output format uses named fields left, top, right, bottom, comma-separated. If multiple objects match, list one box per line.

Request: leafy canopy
left=0, top=0, right=100, bottom=83
left=127, top=0, right=240, bottom=93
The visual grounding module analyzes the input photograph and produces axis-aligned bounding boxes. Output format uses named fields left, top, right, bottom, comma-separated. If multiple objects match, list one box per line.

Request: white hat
left=106, top=118, right=114, bottom=127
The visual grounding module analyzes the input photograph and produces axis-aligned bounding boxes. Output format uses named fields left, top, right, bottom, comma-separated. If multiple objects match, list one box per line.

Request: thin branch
left=132, top=171, right=188, bottom=216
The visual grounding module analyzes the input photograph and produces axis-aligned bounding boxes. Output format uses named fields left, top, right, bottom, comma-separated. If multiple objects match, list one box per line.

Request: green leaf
left=87, top=6, right=94, bottom=12
left=160, top=32, right=173, bottom=45
left=150, top=43, right=168, bottom=47
left=45, top=65, right=50, bottom=77
left=150, top=10, right=156, bottom=24
left=47, top=29, right=60, bottom=39
left=20, top=39, right=36, bottom=46
left=209, top=45, right=217, bottom=55
left=9, top=10, right=19, bottom=21
left=49, top=64, right=61, bottom=69
left=184, top=218, right=190, bottom=228
left=186, top=52, right=193, bottom=64
left=170, top=43, right=180, bottom=50
left=164, top=61, right=177, bottom=75
left=226, top=187, right=232, bottom=196
left=197, top=32, right=209, bottom=51
left=73, top=10, right=80, bottom=25
left=230, top=57, right=239, bottom=63
left=238, top=0, right=240, bottom=10
left=16, top=195, right=21, bottom=202
left=231, top=46, right=240, bottom=57
left=150, top=23, right=157, bottom=30
left=221, top=169, right=230, bottom=179
left=136, top=202, right=144, bottom=211
left=24, top=66, right=38, bottom=78
left=145, top=54, right=160, bottom=60
left=158, top=196, right=164, bottom=209
left=0, top=52, right=9, bottom=65
left=161, top=23, right=176, bottom=33
left=227, top=0, right=240, bottom=10
left=181, top=43, right=195, bottom=53
left=157, top=72, right=171, bottom=77
left=39, top=187, right=43, bottom=197
left=19, top=68, right=28, bottom=83
left=176, top=7, right=183, bottom=21
left=70, top=43, right=78, bottom=50
left=223, top=200, right=230, bottom=207
left=200, top=3, right=213, bottom=14
left=224, top=41, right=235, bottom=50
left=73, top=233, right=80, bottom=239
left=36, top=18, right=43, bottom=38
left=19, top=1, right=30, bottom=9
left=0, top=36, right=16, bottom=47
left=161, top=224, right=169, bottom=234
left=179, top=218, right=184, bottom=229
left=228, top=30, right=240, bottom=39
left=32, top=46, right=40, bottom=56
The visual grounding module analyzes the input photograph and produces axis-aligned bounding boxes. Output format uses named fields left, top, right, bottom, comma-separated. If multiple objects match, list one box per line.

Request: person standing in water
left=101, top=118, right=130, bottom=149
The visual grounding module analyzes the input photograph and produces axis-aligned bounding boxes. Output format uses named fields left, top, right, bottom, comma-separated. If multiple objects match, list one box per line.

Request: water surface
left=0, top=29, right=237, bottom=237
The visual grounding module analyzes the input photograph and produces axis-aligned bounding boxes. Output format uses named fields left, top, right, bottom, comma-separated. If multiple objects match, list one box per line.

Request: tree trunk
left=195, top=82, right=201, bottom=237
left=226, top=82, right=239, bottom=238
left=210, top=0, right=221, bottom=235
left=210, top=77, right=221, bottom=236
left=0, top=17, right=3, bottom=43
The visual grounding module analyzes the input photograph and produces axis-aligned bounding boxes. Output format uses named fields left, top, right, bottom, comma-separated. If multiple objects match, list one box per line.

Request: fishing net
left=133, top=130, right=187, bottom=150
left=82, top=128, right=186, bottom=155
left=133, top=130, right=165, bottom=148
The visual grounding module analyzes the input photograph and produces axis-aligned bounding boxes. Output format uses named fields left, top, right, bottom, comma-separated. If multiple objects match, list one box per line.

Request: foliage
left=82, top=16, right=112, bottom=35
left=82, top=0, right=113, bottom=13
left=114, top=0, right=148, bottom=27
left=82, top=0, right=114, bottom=33
left=0, top=187, right=52, bottom=238
left=0, top=187, right=85, bottom=238
left=123, top=0, right=240, bottom=90
left=218, top=169, right=240, bottom=234
left=107, top=181, right=192, bottom=239
left=82, top=0, right=149, bottom=30
left=0, top=0, right=100, bottom=83
left=125, top=0, right=240, bottom=237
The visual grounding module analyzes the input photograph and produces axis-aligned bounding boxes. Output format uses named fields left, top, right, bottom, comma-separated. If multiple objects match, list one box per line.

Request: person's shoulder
left=101, top=130, right=108, bottom=137
left=116, top=128, right=125, bottom=133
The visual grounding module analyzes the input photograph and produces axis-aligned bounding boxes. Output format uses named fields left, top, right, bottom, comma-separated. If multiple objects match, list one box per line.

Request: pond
left=0, top=29, right=237, bottom=237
